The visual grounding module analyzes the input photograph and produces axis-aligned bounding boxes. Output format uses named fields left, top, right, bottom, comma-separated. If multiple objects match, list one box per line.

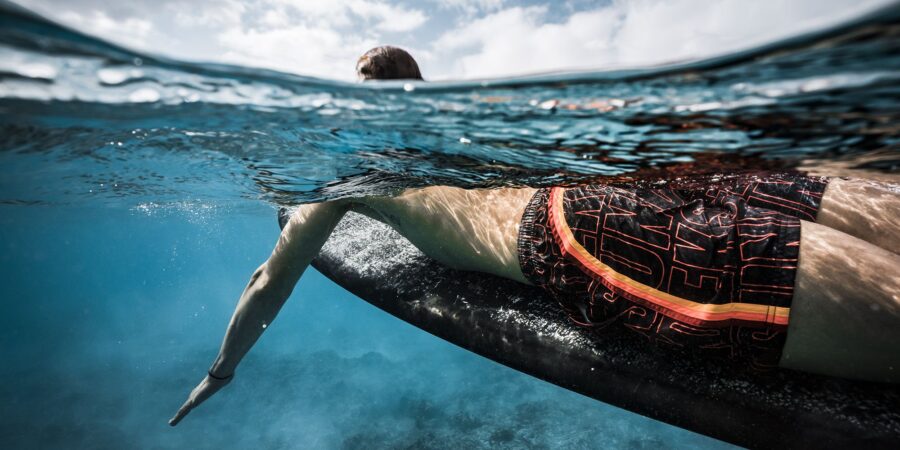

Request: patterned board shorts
left=517, top=173, right=830, bottom=370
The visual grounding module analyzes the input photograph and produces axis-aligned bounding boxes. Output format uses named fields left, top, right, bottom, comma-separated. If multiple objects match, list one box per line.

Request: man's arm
left=169, top=201, right=348, bottom=426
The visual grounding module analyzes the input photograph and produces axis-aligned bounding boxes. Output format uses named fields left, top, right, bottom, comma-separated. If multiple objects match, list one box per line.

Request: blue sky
left=14, top=0, right=893, bottom=80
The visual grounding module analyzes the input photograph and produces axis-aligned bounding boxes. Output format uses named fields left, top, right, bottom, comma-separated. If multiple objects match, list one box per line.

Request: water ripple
left=0, top=2, right=898, bottom=207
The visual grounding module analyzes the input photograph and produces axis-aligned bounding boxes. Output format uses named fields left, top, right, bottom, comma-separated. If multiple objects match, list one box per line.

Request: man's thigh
left=349, top=186, right=538, bottom=283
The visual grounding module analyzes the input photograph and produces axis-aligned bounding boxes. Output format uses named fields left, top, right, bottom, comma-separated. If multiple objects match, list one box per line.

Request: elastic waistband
left=517, top=188, right=549, bottom=285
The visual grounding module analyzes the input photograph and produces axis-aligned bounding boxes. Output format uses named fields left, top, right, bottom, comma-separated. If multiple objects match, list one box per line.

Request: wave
left=0, top=1, right=898, bottom=207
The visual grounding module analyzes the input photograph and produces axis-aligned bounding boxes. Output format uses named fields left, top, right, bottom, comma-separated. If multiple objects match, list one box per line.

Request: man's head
left=356, top=46, right=423, bottom=81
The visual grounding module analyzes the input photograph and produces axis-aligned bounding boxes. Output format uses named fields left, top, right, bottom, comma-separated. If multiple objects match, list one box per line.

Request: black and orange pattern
left=518, top=174, right=829, bottom=369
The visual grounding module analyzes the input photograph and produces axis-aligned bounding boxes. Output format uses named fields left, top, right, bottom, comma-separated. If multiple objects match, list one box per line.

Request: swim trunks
left=517, top=173, right=829, bottom=370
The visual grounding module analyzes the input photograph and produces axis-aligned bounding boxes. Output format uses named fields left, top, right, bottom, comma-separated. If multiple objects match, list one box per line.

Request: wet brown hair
left=356, top=46, right=423, bottom=81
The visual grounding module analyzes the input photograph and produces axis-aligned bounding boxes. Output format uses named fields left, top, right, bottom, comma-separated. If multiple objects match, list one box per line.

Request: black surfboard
left=280, top=209, right=899, bottom=449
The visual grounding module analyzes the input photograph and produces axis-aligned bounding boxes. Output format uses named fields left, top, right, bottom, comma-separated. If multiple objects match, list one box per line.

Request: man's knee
left=783, top=221, right=900, bottom=381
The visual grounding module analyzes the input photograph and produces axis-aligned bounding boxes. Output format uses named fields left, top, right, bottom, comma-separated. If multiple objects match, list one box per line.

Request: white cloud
left=168, top=0, right=246, bottom=28
left=265, top=0, right=427, bottom=33
left=198, top=0, right=427, bottom=79
left=433, top=6, right=624, bottom=78
left=347, top=0, right=427, bottom=32
left=209, top=0, right=427, bottom=78
left=54, top=10, right=154, bottom=51
left=430, top=0, right=892, bottom=80
left=12, top=0, right=893, bottom=80
left=217, top=24, right=378, bottom=80
left=14, top=0, right=428, bottom=78
left=436, top=0, right=506, bottom=17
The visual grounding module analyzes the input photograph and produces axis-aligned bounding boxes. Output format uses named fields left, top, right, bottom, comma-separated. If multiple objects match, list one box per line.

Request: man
left=169, top=46, right=900, bottom=426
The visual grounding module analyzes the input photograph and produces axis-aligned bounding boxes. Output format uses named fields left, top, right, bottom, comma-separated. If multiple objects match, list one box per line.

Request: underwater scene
left=1, top=0, right=899, bottom=448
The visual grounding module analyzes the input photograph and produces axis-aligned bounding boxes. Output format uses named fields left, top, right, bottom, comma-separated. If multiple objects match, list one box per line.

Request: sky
left=12, top=0, right=895, bottom=81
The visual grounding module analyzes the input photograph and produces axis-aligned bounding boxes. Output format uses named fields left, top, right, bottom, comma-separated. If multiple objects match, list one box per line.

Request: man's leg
left=349, top=186, right=538, bottom=284
left=780, top=220, right=900, bottom=382
left=817, top=178, right=900, bottom=253
left=343, top=178, right=900, bottom=284
left=341, top=184, right=900, bottom=382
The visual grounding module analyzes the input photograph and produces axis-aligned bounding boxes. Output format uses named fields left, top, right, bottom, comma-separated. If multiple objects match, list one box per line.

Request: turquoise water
left=1, top=2, right=898, bottom=449
left=0, top=205, right=733, bottom=448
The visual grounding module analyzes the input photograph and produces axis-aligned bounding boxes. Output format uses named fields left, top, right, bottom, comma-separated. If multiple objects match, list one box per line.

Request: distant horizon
left=12, top=0, right=895, bottom=81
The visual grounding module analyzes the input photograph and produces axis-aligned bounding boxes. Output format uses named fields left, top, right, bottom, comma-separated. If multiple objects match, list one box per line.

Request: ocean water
left=1, top=1, right=898, bottom=449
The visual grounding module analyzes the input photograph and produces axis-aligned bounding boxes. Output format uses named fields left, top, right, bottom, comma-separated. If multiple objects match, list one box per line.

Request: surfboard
left=280, top=209, right=899, bottom=449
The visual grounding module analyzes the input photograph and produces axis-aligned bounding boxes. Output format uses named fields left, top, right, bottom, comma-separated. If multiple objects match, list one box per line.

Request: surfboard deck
left=280, top=210, right=900, bottom=449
